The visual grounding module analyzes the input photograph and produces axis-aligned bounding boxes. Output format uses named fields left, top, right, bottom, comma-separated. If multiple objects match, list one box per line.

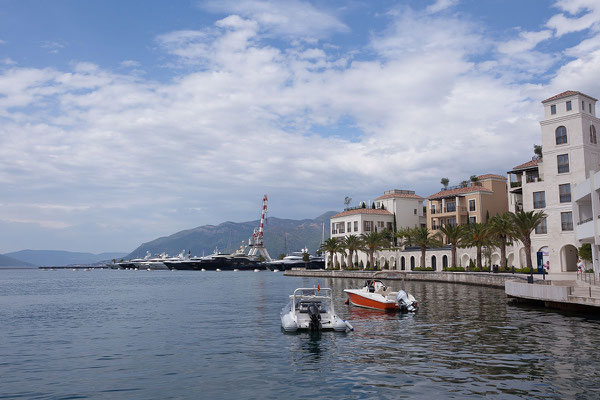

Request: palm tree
left=437, top=223, right=464, bottom=269
left=441, top=177, right=449, bottom=189
left=490, top=212, right=516, bottom=270
left=360, top=231, right=386, bottom=269
left=319, top=238, right=339, bottom=268
left=335, top=240, right=347, bottom=268
left=511, top=210, right=547, bottom=272
left=395, top=227, right=414, bottom=248
left=343, top=235, right=362, bottom=269
left=462, top=222, right=491, bottom=270
left=409, top=226, right=441, bottom=269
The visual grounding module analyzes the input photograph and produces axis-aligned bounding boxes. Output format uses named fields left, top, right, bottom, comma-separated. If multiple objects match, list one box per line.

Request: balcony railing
left=510, top=181, right=522, bottom=188
left=578, top=217, right=594, bottom=225
left=526, top=175, right=542, bottom=183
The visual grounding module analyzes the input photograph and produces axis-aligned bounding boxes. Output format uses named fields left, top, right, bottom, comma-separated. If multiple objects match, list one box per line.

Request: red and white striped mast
left=248, top=194, right=272, bottom=262
left=256, top=195, right=268, bottom=245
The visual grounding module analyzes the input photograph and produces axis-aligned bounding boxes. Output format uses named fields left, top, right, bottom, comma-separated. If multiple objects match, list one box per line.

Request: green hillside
left=125, top=212, right=337, bottom=259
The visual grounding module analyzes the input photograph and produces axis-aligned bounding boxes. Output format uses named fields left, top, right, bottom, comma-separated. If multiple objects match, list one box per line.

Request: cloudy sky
left=1, top=0, right=600, bottom=253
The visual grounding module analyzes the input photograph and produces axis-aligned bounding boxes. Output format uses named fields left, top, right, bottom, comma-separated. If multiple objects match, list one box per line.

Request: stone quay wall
left=284, top=269, right=537, bottom=289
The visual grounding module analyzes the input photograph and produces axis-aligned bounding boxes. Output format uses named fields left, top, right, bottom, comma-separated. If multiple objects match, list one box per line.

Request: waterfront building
left=330, top=189, right=425, bottom=241
left=508, top=90, right=598, bottom=272
left=427, top=175, right=508, bottom=240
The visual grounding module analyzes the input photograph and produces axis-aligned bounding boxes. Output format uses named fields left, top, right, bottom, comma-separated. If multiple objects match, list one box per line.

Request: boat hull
left=345, top=291, right=399, bottom=311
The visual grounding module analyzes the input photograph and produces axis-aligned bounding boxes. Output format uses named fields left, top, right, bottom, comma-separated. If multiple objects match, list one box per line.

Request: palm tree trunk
left=500, top=238, right=507, bottom=270
left=347, top=250, right=352, bottom=270
left=476, top=245, right=482, bottom=269
left=369, top=251, right=374, bottom=270
left=421, top=246, right=426, bottom=269
left=525, top=237, right=533, bottom=271
left=451, top=245, right=457, bottom=269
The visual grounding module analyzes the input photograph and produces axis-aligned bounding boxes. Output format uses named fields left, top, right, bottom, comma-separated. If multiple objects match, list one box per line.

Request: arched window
left=442, top=255, right=448, bottom=269
left=401, top=256, right=405, bottom=271
left=431, top=255, right=437, bottom=271
left=591, top=125, right=597, bottom=144
left=556, top=126, right=567, bottom=145
left=410, top=256, right=415, bottom=270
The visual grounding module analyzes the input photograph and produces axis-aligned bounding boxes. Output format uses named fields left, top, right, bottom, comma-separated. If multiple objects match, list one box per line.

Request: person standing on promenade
left=577, top=259, right=584, bottom=275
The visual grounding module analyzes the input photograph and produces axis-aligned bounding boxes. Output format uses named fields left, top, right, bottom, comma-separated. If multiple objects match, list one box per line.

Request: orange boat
left=344, top=280, right=418, bottom=312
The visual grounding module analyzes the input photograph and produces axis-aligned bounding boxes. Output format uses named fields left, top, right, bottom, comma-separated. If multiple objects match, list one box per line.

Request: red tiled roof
left=375, top=193, right=424, bottom=200
left=512, top=159, right=540, bottom=170
left=477, top=174, right=506, bottom=180
left=542, top=90, right=598, bottom=103
left=331, top=208, right=393, bottom=218
left=427, top=185, right=492, bottom=200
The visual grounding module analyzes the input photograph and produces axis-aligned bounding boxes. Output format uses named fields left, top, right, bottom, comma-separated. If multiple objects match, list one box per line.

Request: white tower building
left=508, top=90, right=599, bottom=272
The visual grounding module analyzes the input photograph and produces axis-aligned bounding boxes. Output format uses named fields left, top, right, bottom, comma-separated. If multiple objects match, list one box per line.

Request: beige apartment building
left=427, top=175, right=508, bottom=238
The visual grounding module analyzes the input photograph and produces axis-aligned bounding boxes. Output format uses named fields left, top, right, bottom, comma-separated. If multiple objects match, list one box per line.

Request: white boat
left=281, top=287, right=354, bottom=332
left=344, top=280, right=418, bottom=313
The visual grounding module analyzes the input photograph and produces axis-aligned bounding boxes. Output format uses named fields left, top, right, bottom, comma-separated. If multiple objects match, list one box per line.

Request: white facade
left=375, top=190, right=426, bottom=228
left=330, top=189, right=425, bottom=242
left=330, top=209, right=393, bottom=240
left=508, top=91, right=599, bottom=273
left=573, top=170, right=600, bottom=277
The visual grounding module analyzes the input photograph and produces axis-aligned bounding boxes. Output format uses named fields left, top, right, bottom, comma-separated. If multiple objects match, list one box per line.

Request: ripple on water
left=0, top=270, right=599, bottom=399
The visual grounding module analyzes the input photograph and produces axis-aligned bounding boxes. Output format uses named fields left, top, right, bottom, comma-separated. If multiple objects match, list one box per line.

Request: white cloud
left=121, top=60, right=140, bottom=68
left=41, top=40, right=65, bottom=54
left=201, top=0, right=348, bottom=39
left=498, top=30, right=553, bottom=54
left=547, top=0, right=600, bottom=37
left=426, top=0, right=459, bottom=14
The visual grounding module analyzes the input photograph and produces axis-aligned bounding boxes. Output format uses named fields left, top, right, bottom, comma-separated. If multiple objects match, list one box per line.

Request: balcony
left=510, top=181, right=522, bottom=188
left=575, top=218, right=594, bottom=241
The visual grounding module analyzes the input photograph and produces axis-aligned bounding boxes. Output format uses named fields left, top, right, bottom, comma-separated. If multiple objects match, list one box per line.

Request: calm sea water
left=1, top=269, right=599, bottom=399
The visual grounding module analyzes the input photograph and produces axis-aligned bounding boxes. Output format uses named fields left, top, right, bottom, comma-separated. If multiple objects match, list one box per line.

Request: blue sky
left=1, top=0, right=600, bottom=253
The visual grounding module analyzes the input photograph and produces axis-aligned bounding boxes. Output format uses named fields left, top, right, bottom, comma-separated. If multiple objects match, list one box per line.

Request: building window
left=555, top=126, right=567, bottom=144
left=347, top=222, right=351, bottom=232
left=557, top=154, right=569, bottom=173
left=551, top=104, right=556, bottom=114
left=559, top=183, right=571, bottom=203
left=590, top=103, right=593, bottom=113
left=364, top=221, right=373, bottom=232
left=533, top=191, right=546, bottom=209
left=414, top=208, right=417, bottom=215
left=591, top=125, right=597, bottom=144
left=377, top=221, right=385, bottom=229
left=469, top=216, right=476, bottom=224
left=583, top=101, right=585, bottom=110
left=447, top=217, right=456, bottom=226
left=331, top=223, right=337, bottom=234
left=446, top=202, right=456, bottom=212
left=338, top=223, right=345, bottom=234
left=431, top=204, right=436, bottom=214
left=468, top=199, right=476, bottom=211
left=432, top=220, right=438, bottom=230
left=561, top=212, right=573, bottom=231
left=354, top=221, right=358, bottom=232
left=535, top=218, right=547, bottom=234
left=566, top=100, right=572, bottom=111
left=386, top=222, right=393, bottom=231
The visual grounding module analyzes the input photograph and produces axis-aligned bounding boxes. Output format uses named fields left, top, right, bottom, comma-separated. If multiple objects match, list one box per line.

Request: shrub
left=445, top=266, right=466, bottom=272
left=413, top=267, right=434, bottom=271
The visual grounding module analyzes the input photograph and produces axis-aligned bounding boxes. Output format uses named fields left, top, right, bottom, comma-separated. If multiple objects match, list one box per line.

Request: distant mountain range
left=125, top=212, right=337, bottom=260
left=2, top=250, right=128, bottom=267
left=0, top=254, right=34, bottom=268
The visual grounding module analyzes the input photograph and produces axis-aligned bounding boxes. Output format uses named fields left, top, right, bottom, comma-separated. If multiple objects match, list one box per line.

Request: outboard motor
left=396, top=290, right=417, bottom=313
left=307, top=303, right=322, bottom=331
